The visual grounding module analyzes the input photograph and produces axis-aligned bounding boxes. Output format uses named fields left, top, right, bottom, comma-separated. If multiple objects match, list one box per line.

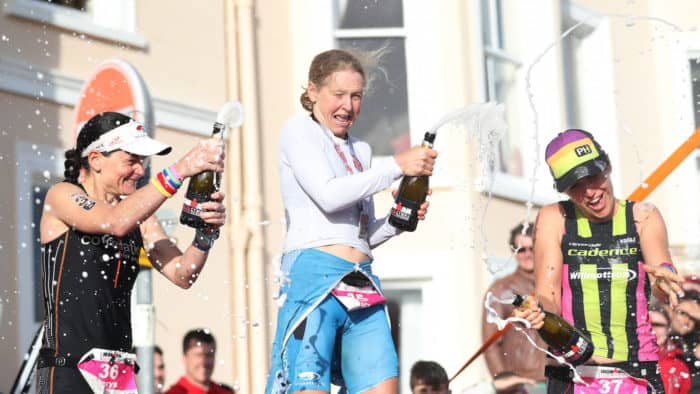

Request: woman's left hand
left=390, top=189, right=432, bottom=220
left=198, top=191, right=227, bottom=232
left=644, top=263, right=685, bottom=308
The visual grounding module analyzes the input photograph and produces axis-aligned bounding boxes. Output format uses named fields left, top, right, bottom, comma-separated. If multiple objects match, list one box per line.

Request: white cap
left=81, top=121, right=172, bottom=158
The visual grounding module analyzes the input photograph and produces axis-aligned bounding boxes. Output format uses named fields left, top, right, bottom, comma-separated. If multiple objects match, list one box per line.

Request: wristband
left=168, top=165, right=184, bottom=183
left=192, top=238, right=211, bottom=252
left=163, top=166, right=183, bottom=188
left=156, top=171, right=178, bottom=195
left=151, top=177, right=173, bottom=198
left=659, top=262, right=677, bottom=274
left=192, top=229, right=216, bottom=252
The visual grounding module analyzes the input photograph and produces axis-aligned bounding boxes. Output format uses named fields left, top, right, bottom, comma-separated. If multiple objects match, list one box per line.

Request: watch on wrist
left=193, top=229, right=216, bottom=251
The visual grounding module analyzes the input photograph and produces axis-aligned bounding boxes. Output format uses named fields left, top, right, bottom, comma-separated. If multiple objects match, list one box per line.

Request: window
left=38, top=0, right=87, bottom=11
left=334, top=0, right=410, bottom=156
left=31, top=185, right=48, bottom=323
left=383, top=288, right=423, bottom=393
left=481, top=0, right=524, bottom=177
left=5, top=0, right=146, bottom=48
left=16, top=142, right=62, bottom=362
left=560, top=4, right=620, bottom=188
left=691, top=58, right=700, bottom=133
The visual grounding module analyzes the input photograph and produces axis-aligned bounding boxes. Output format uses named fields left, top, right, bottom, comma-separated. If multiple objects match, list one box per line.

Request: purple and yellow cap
left=545, top=129, right=609, bottom=192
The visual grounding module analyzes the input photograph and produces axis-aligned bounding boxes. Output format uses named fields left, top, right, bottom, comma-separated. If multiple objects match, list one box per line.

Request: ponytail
left=63, top=148, right=84, bottom=185
left=300, top=91, right=314, bottom=112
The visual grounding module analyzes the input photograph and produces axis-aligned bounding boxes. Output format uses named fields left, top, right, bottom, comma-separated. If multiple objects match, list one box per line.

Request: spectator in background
left=408, top=360, right=536, bottom=394
left=682, top=275, right=700, bottom=293
left=481, top=222, right=546, bottom=382
left=462, top=372, right=536, bottom=394
left=154, top=345, right=166, bottom=394
left=165, top=329, right=234, bottom=394
left=649, top=303, right=690, bottom=394
left=410, top=360, right=449, bottom=394
left=669, top=290, right=700, bottom=392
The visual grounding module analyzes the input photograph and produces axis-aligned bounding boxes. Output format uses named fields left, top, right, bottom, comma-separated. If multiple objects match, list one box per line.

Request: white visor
left=81, top=121, right=172, bottom=158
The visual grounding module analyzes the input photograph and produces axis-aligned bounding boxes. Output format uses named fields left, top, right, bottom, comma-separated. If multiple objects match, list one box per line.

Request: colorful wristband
left=163, top=166, right=182, bottom=188
left=168, top=165, right=184, bottom=183
left=659, top=262, right=677, bottom=274
left=151, top=177, right=173, bottom=198
left=156, top=171, right=178, bottom=195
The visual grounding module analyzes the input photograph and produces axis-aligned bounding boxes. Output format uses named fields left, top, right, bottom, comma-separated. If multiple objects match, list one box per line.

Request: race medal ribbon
left=77, top=348, right=138, bottom=394
left=331, top=142, right=370, bottom=240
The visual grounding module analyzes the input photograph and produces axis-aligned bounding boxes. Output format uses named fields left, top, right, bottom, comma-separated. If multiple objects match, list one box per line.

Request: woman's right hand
left=394, top=145, right=437, bottom=176
left=174, top=137, right=226, bottom=178
left=512, top=297, right=545, bottom=330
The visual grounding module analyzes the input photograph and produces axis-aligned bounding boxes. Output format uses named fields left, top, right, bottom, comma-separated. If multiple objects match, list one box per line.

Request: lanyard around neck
left=313, top=117, right=364, bottom=175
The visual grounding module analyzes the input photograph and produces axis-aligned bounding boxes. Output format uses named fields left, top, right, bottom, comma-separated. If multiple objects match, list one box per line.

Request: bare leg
left=291, top=391, right=328, bottom=394
left=360, top=377, right=398, bottom=394
left=290, top=377, right=398, bottom=394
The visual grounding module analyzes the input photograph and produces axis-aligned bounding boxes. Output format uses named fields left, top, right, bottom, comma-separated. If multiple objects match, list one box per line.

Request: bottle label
left=557, top=334, right=593, bottom=364
left=181, top=197, right=203, bottom=218
left=390, top=199, right=417, bottom=222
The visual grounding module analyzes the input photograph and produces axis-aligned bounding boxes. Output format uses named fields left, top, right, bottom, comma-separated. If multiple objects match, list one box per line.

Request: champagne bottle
left=388, top=131, right=436, bottom=232
left=512, top=294, right=594, bottom=365
left=179, top=122, right=224, bottom=229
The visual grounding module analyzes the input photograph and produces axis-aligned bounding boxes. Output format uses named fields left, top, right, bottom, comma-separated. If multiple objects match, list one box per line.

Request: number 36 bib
left=77, top=348, right=139, bottom=394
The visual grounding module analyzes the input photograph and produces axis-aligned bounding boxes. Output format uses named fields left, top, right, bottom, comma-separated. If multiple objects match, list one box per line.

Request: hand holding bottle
left=512, top=295, right=546, bottom=330
left=512, top=294, right=594, bottom=365
left=180, top=130, right=227, bottom=229
left=389, top=132, right=437, bottom=232
left=393, top=144, right=437, bottom=176
left=195, top=190, right=226, bottom=230
left=392, top=188, right=432, bottom=220
left=173, top=137, right=226, bottom=179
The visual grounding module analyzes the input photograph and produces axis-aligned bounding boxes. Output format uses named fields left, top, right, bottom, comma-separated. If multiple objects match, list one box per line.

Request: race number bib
left=573, top=365, right=649, bottom=394
left=332, top=281, right=386, bottom=311
left=77, top=348, right=138, bottom=394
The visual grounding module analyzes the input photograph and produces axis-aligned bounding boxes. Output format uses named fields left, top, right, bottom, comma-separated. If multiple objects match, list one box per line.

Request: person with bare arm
left=515, top=129, right=684, bottom=393
left=265, top=49, right=437, bottom=394
left=38, top=112, right=226, bottom=393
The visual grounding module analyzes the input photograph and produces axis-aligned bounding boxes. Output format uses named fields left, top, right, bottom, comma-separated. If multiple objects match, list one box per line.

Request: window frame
left=15, top=141, right=63, bottom=363
left=4, top=0, right=147, bottom=48
left=475, top=0, right=558, bottom=205
left=668, top=33, right=700, bottom=273
left=332, top=1, right=411, bottom=157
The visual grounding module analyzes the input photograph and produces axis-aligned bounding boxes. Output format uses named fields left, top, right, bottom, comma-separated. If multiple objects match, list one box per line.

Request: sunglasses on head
left=515, top=246, right=534, bottom=254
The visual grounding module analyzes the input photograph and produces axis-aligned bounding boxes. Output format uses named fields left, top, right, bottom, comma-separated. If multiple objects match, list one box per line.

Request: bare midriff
left=316, top=244, right=369, bottom=263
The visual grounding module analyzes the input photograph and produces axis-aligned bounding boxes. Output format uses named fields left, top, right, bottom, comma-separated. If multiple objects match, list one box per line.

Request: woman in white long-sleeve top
left=265, top=49, right=438, bottom=394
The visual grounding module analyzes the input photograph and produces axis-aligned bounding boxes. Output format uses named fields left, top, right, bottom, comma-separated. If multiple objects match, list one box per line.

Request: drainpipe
left=225, top=0, right=269, bottom=392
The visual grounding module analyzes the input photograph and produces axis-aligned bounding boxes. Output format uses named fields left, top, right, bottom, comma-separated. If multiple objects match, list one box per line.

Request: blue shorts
left=266, top=249, right=398, bottom=393
left=285, top=295, right=398, bottom=393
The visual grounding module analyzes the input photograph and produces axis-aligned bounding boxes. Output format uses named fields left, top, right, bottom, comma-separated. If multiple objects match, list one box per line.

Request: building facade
left=1, top=0, right=699, bottom=392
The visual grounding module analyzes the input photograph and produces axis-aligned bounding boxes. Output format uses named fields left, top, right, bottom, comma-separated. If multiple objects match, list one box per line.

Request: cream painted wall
left=572, top=0, right=700, bottom=271
left=3, top=0, right=700, bottom=392
left=0, top=0, right=235, bottom=390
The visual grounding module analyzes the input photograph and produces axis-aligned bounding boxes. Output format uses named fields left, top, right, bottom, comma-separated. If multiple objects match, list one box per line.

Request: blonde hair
left=300, top=47, right=389, bottom=112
